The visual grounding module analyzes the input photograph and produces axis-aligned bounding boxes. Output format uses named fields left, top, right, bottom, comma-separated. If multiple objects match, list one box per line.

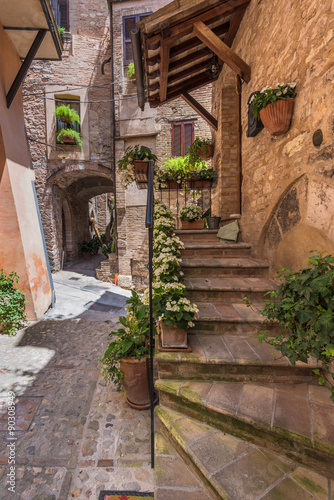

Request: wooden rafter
left=181, top=92, right=218, bottom=131
left=193, top=20, right=250, bottom=82
left=169, top=21, right=230, bottom=58
left=223, top=7, right=247, bottom=47
left=159, top=42, right=170, bottom=102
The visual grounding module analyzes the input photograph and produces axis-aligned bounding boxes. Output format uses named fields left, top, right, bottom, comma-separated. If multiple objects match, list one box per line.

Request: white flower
left=276, top=91, right=282, bottom=96
left=289, top=82, right=297, bottom=87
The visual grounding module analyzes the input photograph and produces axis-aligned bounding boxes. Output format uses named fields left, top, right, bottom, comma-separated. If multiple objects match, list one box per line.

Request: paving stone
left=206, top=381, right=243, bottom=414
left=261, top=477, right=314, bottom=499
left=223, top=337, right=262, bottom=363
left=179, top=380, right=212, bottom=404
left=274, top=387, right=312, bottom=440
left=311, top=401, right=334, bottom=451
left=291, top=467, right=331, bottom=500
left=199, top=335, right=233, bottom=362
left=212, top=449, right=292, bottom=500
left=238, top=383, right=274, bottom=425
left=196, top=303, right=221, bottom=321
left=155, top=407, right=183, bottom=429
left=244, top=338, right=290, bottom=365
left=169, top=417, right=214, bottom=448
left=189, top=432, right=251, bottom=474
left=214, top=303, right=242, bottom=319
left=155, top=456, right=202, bottom=489
left=155, top=433, right=176, bottom=457
left=309, top=385, right=334, bottom=406
left=155, top=489, right=212, bottom=500
left=233, top=303, right=263, bottom=321
left=179, top=335, right=206, bottom=363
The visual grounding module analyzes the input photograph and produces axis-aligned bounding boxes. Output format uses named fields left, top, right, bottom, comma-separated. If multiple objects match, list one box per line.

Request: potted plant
left=156, top=156, right=188, bottom=189
left=248, top=253, right=334, bottom=402
left=57, top=129, right=82, bottom=150
left=188, top=137, right=214, bottom=164
left=179, top=204, right=204, bottom=230
left=117, top=145, right=158, bottom=187
left=250, top=82, right=297, bottom=136
left=0, top=270, right=27, bottom=336
left=188, top=165, right=216, bottom=188
left=78, top=240, right=93, bottom=259
left=90, top=235, right=101, bottom=255
left=100, top=291, right=152, bottom=409
left=207, top=213, right=221, bottom=229
left=54, top=104, right=80, bottom=126
left=127, top=62, right=136, bottom=81
left=101, top=241, right=115, bottom=259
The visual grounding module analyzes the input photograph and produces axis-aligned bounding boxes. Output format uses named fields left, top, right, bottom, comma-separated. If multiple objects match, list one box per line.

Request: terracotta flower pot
left=61, top=136, right=77, bottom=144
left=120, top=356, right=150, bottom=408
left=134, top=160, right=149, bottom=183
left=189, top=179, right=212, bottom=188
left=259, top=98, right=294, bottom=136
left=160, top=180, right=182, bottom=189
left=199, top=144, right=213, bottom=159
left=181, top=220, right=205, bottom=230
left=159, top=321, right=188, bottom=349
left=82, top=252, right=92, bottom=260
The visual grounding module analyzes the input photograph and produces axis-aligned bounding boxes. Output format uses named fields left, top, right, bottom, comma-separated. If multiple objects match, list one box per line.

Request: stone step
left=185, top=277, right=277, bottom=303
left=156, top=380, right=334, bottom=478
left=175, top=229, right=220, bottom=243
left=181, top=257, right=269, bottom=278
left=156, top=406, right=333, bottom=499
left=156, top=334, right=319, bottom=384
left=181, top=242, right=252, bottom=259
left=192, top=302, right=279, bottom=335
left=155, top=432, right=215, bottom=499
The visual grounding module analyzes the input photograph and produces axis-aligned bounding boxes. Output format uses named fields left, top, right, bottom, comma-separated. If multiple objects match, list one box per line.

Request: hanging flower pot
left=133, top=160, right=149, bottom=183
left=159, top=321, right=188, bottom=349
left=260, top=98, right=294, bottom=136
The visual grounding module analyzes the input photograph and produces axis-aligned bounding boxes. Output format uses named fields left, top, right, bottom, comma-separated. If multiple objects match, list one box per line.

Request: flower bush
left=180, top=203, right=203, bottom=222
left=0, top=270, right=27, bottom=336
left=117, top=145, right=158, bottom=187
left=251, top=82, right=297, bottom=119
left=156, top=154, right=216, bottom=187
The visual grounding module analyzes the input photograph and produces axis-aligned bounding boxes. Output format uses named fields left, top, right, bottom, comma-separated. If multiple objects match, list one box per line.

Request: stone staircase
left=154, top=229, right=334, bottom=499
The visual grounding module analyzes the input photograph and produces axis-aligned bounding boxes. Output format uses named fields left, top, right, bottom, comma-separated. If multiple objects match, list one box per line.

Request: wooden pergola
left=137, top=0, right=251, bottom=130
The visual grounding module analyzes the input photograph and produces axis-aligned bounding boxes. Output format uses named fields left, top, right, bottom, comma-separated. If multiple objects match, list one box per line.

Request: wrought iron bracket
left=6, top=29, right=47, bottom=108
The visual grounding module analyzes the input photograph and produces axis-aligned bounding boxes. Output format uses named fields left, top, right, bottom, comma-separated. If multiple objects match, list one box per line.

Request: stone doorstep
left=156, top=406, right=333, bottom=500
left=155, top=380, right=334, bottom=477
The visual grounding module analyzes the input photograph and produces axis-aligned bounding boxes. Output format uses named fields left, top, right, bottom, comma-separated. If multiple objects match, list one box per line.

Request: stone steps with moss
left=156, top=379, right=334, bottom=478
left=155, top=406, right=333, bottom=500
left=156, top=334, right=319, bottom=384
left=181, top=257, right=269, bottom=278
left=181, top=241, right=252, bottom=259
left=175, top=229, right=221, bottom=243
left=184, top=276, right=277, bottom=303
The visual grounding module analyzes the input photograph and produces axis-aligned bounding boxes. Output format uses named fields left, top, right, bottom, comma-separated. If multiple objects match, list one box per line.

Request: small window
left=123, top=13, right=152, bottom=65
left=55, top=97, right=80, bottom=143
left=172, top=121, right=194, bottom=157
left=51, top=0, right=70, bottom=32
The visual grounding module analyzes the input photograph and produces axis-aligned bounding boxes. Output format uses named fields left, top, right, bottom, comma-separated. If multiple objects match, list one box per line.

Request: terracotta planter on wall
left=159, top=321, right=188, bottom=349
left=189, top=179, right=212, bottom=188
left=120, top=356, right=150, bottom=409
left=181, top=220, right=205, bottom=230
left=61, top=136, right=77, bottom=145
left=260, top=98, right=294, bottom=136
left=133, top=160, right=149, bottom=183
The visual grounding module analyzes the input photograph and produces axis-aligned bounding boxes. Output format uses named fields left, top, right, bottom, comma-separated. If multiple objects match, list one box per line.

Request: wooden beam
left=168, top=59, right=210, bottom=85
left=169, top=21, right=229, bottom=58
left=193, top=20, right=250, bottom=82
left=159, top=42, right=170, bottom=101
left=181, top=92, right=218, bottom=130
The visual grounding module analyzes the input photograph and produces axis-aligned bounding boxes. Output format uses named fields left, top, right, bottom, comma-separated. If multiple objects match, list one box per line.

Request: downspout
left=108, top=1, right=119, bottom=276
left=130, top=29, right=145, bottom=111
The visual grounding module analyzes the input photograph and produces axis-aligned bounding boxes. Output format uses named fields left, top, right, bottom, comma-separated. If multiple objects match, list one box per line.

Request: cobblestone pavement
left=0, top=270, right=154, bottom=499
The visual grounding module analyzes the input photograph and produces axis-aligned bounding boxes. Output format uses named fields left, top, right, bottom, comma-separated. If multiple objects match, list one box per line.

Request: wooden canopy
left=137, top=0, right=251, bottom=116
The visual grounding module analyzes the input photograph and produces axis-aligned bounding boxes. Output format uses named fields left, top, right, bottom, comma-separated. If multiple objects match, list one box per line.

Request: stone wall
left=212, top=0, right=334, bottom=273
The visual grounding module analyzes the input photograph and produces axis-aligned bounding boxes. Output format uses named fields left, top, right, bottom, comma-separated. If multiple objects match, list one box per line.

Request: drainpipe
left=108, top=1, right=119, bottom=275
left=130, top=29, right=145, bottom=111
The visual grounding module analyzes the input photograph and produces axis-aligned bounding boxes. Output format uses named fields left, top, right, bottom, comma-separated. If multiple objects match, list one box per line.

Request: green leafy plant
left=179, top=203, right=203, bottom=222
left=251, top=82, right=297, bottom=119
left=0, top=270, right=27, bottom=336
left=188, top=137, right=214, bottom=165
left=54, top=104, right=80, bottom=125
left=101, top=241, right=115, bottom=258
left=78, top=240, right=94, bottom=254
left=127, top=62, right=135, bottom=79
left=58, top=26, right=66, bottom=35
left=56, top=129, right=82, bottom=150
left=253, top=253, right=334, bottom=401
left=156, top=156, right=189, bottom=186
left=100, top=291, right=150, bottom=391
left=117, top=145, right=158, bottom=186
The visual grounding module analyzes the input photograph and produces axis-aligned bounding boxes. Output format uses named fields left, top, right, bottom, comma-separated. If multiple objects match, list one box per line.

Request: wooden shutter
left=172, top=124, right=182, bottom=157
left=123, top=16, right=136, bottom=65
left=59, top=0, right=69, bottom=31
left=184, top=123, right=194, bottom=154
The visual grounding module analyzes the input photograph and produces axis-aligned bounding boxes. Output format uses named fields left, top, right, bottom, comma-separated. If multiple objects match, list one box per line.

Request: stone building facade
left=212, top=0, right=334, bottom=274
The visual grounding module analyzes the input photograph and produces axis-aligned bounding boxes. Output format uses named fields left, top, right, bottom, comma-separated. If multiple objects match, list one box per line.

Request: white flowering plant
left=179, top=203, right=203, bottom=222
left=117, top=145, right=158, bottom=187
left=251, top=83, right=297, bottom=119
left=149, top=283, right=198, bottom=330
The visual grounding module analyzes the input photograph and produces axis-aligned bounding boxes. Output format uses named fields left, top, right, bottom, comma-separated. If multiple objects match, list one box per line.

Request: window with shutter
left=59, top=0, right=69, bottom=31
left=172, top=122, right=194, bottom=156
left=123, top=13, right=152, bottom=65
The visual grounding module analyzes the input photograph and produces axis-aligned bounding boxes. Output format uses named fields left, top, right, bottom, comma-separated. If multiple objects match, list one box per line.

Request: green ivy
left=254, top=253, right=334, bottom=401
left=0, top=270, right=27, bottom=336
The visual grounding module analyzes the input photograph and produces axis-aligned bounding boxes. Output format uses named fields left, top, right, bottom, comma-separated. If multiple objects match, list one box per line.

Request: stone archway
left=260, top=174, right=334, bottom=273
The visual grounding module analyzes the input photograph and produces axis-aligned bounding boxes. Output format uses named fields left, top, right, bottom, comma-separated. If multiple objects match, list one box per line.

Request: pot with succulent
left=78, top=240, right=94, bottom=259
left=188, top=137, right=214, bottom=163
left=180, top=204, right=204, bottom=230
left=250, top=82, right=297, bottom=136
left=127, top=62, right=136, bottom=81
left=100, top=291, right=153, bottom=409
left=117, top=145, right=158, bottom=186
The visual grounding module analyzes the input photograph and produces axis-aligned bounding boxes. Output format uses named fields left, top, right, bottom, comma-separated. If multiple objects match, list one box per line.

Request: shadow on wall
left=260, top=174, right=334, bottom=274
